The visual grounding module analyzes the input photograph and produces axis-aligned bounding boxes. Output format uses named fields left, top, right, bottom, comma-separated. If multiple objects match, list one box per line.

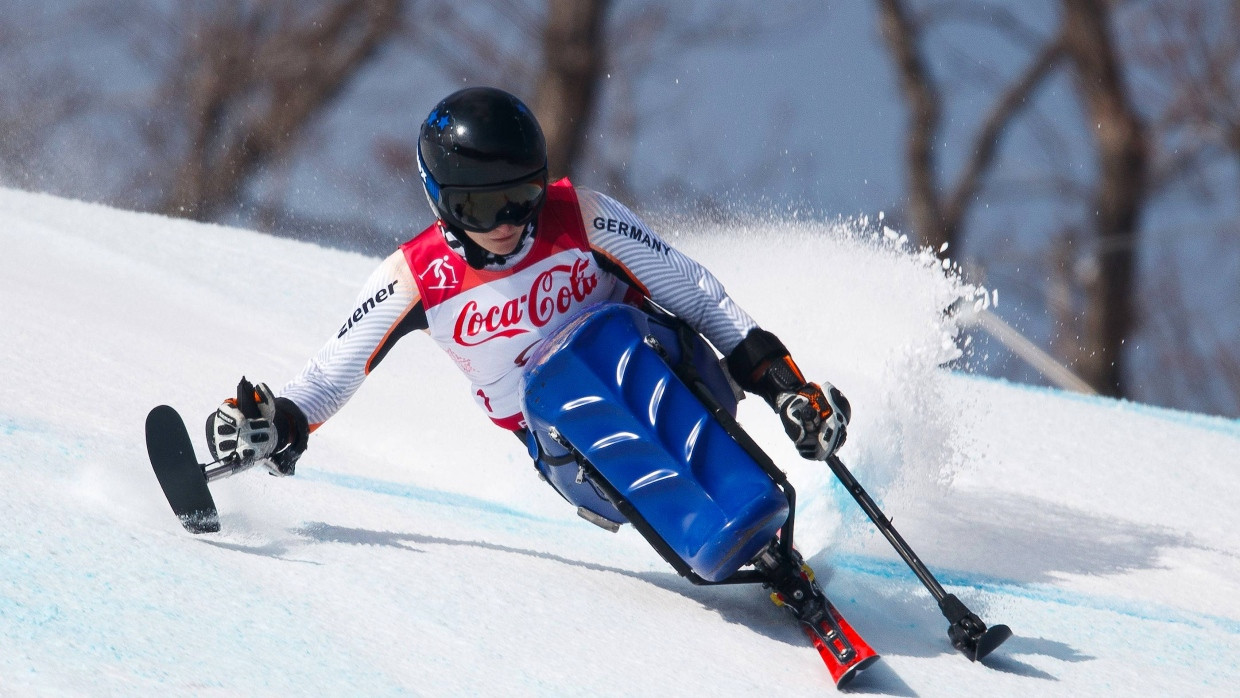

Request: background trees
left=0, top=0, right=1235, bottom=416
left=875, top=0, right=1239, bottom=410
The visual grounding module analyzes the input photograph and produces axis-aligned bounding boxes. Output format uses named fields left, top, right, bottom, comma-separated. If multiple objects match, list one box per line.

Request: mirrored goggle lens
left=440, top=179, right=546, bottom=232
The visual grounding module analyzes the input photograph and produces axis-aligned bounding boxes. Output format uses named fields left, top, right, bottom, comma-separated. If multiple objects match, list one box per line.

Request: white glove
left=206, top=378, right=285, bottom=475
left=777, top=381, right=851, bottom=460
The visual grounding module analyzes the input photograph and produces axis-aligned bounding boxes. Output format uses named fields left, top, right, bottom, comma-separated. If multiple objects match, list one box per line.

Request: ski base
left=145, top=405, right=219, bottom=534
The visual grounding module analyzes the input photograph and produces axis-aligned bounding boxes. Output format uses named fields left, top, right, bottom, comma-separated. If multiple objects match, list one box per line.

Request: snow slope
left=1, top=187, right=1238, bottom=696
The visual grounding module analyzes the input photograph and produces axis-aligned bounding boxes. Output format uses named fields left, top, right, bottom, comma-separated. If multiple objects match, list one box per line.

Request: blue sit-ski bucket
left=520, top=303, right=789, bottom=582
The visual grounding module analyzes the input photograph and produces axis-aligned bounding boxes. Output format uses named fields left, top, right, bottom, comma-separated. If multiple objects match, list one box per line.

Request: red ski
left=761, top=548, right=880, bottom=688
left=799, top=597, right=880, bottom=687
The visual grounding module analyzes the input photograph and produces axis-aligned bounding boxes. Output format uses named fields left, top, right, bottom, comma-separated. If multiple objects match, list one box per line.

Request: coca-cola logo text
left=453, top=258, right=598, bottom=346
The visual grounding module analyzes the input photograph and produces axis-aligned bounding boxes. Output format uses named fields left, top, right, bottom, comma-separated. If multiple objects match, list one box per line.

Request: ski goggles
left=426, top=170, right=548, bottom=233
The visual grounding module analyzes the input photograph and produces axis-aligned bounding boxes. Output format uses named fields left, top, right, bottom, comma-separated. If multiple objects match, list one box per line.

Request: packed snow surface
left=1, top=188, right=1238, bottom=696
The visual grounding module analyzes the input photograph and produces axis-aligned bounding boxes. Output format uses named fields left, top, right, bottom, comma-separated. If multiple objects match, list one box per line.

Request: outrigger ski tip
left=941, top=592, right=1013, bottom=661
left=145, top=405, right=221, bottom=534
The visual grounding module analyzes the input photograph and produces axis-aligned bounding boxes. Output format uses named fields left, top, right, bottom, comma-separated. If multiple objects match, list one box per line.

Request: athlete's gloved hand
left=206, top=378, right=300, bottom=476
left=776, top=381, right=851, bottom=460
left=725, top=328, right=854, bottom=460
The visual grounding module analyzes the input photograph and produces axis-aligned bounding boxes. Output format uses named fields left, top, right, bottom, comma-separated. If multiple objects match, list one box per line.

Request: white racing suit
left=280, top=179, right=761, bottom=433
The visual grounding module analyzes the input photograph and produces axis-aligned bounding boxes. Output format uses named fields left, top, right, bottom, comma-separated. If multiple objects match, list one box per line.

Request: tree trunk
left=532, top=0, right=612, bottom=180
left=160, top=0, right=402, bottom=221
left=1060, top=0, right=1149, bottom=397
left=876, top=0, right=950, bottom=252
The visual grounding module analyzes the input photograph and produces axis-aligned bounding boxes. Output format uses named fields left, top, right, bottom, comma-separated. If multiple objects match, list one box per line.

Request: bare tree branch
left=877, top=0, right=1062, bottom=253
left=1123, top=0, right=1240, bottom=198
left=918, top=0, right=1050, bottom=50
left=943, top=37, right=1066, bottom=234
left=153, top=0, right=403, bottom=221
left=1143, top=225, right=1240, bottom=417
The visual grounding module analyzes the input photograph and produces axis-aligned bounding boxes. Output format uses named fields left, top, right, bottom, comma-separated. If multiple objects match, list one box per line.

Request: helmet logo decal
left=420, top=254, right=460, bottom=290
left=426, top=108, right=450, bottom=130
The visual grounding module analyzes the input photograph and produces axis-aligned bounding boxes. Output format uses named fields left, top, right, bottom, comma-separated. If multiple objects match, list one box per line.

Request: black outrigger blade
left=146, top=404, right=249, bottom=534
left=941, top=593, right=1013, bottom=661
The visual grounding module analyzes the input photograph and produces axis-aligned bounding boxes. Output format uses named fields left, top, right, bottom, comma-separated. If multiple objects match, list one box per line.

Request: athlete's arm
left=280, top=250, right=427, bottom=429
left=578, top=188, right=757, bottom=355
left=578, top=188, right=851, bottom=460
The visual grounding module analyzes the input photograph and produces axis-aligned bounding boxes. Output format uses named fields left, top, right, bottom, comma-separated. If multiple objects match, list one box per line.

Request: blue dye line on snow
left=832, top=552, right=1240, bottom=637
left=289, top=468, right=1240, bottom=638
left=952, top=372, right=1240, bottom=441
left=1, top=415, right=45, bottom=438
left=297, top=468, right=557, bottom=524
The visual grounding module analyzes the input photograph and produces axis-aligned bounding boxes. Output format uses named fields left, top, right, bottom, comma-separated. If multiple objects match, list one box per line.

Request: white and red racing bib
left=402, top=181, right=619, bottom=429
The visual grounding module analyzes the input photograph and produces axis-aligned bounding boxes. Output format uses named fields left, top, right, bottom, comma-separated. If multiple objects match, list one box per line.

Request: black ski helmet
left=417, top=87, right=548, bottom=233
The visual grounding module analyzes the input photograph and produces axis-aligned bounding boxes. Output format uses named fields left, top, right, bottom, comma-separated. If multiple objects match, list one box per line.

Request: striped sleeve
left=280, top=250, right=422, bottom=428
left=578, top=188, right=758, bottom=355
